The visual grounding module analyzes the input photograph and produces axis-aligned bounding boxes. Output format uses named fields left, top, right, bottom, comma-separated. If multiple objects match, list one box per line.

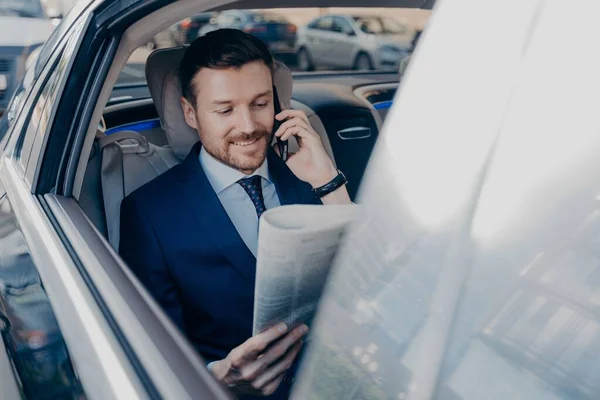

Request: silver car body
left=295, top=14, right=412, bottom=70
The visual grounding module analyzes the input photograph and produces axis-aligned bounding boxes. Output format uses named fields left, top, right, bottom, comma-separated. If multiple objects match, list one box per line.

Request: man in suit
left=119, top=29, right=351, bottom=398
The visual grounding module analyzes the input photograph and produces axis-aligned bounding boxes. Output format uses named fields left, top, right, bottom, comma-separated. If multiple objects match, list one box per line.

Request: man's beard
left=204, top=129, right=271, bottom=174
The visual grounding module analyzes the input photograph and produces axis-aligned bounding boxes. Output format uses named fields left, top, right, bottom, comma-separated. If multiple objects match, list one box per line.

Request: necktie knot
left=238, top=176, right=267, bottom=218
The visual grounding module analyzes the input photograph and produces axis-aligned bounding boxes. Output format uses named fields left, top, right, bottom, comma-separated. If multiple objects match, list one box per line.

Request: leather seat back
left=99, top=130, right=180, bottom=247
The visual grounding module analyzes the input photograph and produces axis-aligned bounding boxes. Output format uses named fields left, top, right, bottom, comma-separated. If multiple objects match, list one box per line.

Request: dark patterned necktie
left=237, top=175, right=267, bottom=218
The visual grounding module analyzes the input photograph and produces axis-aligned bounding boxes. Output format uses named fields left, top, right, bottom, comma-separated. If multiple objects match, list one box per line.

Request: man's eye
left=217, top=108, right=233, bottom=115
left=254, top=102, right=268, bottom=109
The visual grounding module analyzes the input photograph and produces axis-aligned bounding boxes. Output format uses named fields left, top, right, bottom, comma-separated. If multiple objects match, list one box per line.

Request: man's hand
left=274, top=110, right=351, bottom=204
left=210, top=323, right=308, bottom=396
left=274, top=110, right=339, bottom=188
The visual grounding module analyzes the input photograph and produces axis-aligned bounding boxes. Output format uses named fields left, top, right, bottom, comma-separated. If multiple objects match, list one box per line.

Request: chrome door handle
left=337, top=127, right=371, bottom=140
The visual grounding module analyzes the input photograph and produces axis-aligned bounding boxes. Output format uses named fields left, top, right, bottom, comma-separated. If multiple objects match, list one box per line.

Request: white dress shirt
left=200, top=147, right=281, bottom=257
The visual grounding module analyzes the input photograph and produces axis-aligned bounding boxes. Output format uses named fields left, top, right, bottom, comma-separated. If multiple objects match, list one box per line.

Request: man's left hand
left=274, top=110, right=339, bottom=188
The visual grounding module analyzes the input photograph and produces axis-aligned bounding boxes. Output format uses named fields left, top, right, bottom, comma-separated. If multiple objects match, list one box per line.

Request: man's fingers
left=275, top=117, right=311, bottom=138
left=239, top=325, right=307, bottom=382
left=280, top=127, right=300, bottom=141
left=276, top=109, right=310, bottom=125
left=259, top=373, right=286, bottom=396
left=258, top=326, right=307, bottom=372
left=281, top=124, right=321, bottom=143
left=252, top=340, right=303, bottom=390
left=231, top=323, right=288, bottom=367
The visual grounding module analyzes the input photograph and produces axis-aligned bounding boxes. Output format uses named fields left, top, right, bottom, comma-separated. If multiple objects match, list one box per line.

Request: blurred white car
left=296, top=14, right=412, bottom=71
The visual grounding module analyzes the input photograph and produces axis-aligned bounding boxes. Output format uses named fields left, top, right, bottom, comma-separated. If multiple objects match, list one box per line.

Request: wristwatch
left=313, top=170, right=348, bottom=198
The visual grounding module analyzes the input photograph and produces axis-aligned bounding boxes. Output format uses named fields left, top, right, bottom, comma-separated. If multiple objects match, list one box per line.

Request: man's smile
left=232, top=137, right=260, bottom=147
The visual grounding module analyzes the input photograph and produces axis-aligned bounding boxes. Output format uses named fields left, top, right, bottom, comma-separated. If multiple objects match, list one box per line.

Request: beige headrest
left=145, top=46, right=293, bottom=160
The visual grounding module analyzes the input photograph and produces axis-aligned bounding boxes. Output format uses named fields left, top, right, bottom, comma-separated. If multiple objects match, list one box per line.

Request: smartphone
left=272, top=86, right=288, bottom=162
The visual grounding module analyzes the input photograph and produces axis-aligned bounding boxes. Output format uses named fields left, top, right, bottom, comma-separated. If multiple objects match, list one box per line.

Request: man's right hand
left=210, top=323, right=309, bottom=396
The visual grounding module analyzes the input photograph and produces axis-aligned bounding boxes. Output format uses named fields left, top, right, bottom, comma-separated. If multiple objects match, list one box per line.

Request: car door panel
left=0, top=331, right=20, bottom=400
left=44, top=194, right=232, bottom=400
left=306, top=28, right=325, bottom=64
left=0, top=160, right=146, bottom=399
left=330, top=17, right=356, bottom=68
left=0, top=180, right=87, bottom=399
left=311, top=17, right=334, bottom=66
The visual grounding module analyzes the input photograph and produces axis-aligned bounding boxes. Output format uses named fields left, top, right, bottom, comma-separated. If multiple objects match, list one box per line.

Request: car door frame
left=1, top=0, right=234, bottom=399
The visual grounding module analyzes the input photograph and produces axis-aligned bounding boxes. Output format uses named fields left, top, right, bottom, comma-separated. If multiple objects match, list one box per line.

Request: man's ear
left=180, top=97, right=198, bottom=130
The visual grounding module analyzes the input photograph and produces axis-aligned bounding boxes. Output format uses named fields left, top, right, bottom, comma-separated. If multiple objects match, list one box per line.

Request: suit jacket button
left=284, top=375, right=295, bottom=386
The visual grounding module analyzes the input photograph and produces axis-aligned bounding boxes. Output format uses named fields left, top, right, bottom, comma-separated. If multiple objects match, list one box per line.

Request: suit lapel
left=177, top=142, right=256, bottom=283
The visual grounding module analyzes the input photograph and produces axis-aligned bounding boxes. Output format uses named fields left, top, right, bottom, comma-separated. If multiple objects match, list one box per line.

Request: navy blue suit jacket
left=119, top=142, right=321, bottom=395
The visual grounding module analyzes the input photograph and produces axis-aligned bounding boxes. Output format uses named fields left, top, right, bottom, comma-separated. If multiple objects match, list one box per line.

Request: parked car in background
left=172, top=12, right=218, bottom=45
left=296, top=14, right=412, bottom=71
left=0, top=0, right=55, bottom=115
left=199, top=10, right=297, bottom=58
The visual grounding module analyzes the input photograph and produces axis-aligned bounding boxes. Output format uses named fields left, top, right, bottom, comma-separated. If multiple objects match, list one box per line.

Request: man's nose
left=237, top=107, right=257, bottom=134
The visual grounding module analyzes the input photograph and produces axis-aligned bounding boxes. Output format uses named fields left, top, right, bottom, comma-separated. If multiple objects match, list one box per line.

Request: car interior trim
left=70, top=32, right=120, bottom=200
left=373, top=100, right=393, bottom=110
left=45, top=194, right=232, bottom=400
left=337, top=126, right=372, bottom=140
left=353, top=82, right=399, bottom=99
left=105, top=97, right=153, bottom=110
left=212, top=0, right=432, bottom=11
left=353, top=82, right=400, bottom=127
left=105, top=118, right=161, bottom=135
left=0, top=159, right=145, bottom=400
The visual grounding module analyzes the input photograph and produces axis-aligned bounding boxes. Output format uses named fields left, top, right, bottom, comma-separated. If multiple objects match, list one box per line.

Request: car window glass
left=16, top=19, right=85, bottom=175
left=307, top=18, right=320, bottom=29
left=0, top=39, right=67, bottom=153
left=32, top=4, right=89, bottom=80
left=317, top=16, right=333, bottom=31
left=332, top=17, right=353, bottom=34
left=117, top=8, right=428, bottom=92
left=354, top=16, right=408, bottom=35
left=0, top=189, right=87, bottom=399
left=16, top=53, right=64, bottom=170
left=294, top=4, right=600, bottom=399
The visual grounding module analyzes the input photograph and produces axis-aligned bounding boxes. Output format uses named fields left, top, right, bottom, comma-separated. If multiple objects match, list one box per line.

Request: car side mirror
left=346, top=30, right=356, bottom=36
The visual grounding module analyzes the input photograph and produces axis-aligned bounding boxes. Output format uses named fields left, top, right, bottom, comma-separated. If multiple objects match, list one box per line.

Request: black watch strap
left=313, top=170, right=347, bottom=198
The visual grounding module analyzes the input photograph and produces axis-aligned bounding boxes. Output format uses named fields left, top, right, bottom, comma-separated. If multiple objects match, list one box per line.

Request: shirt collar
left=199, top=146, right=272, bottom=194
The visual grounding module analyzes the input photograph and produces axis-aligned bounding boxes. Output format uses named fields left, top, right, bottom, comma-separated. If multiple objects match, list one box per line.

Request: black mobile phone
left=272, top=86, right=288, bottom=162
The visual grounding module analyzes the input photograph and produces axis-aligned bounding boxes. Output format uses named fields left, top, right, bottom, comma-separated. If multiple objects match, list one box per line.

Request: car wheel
left=353, top=53, right=373, bottom=71
left=297, top=48, right=314, bottom=72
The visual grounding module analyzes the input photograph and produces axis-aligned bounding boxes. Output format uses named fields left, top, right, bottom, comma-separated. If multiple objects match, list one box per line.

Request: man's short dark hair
left=179, top=29, right=274, bottom=107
